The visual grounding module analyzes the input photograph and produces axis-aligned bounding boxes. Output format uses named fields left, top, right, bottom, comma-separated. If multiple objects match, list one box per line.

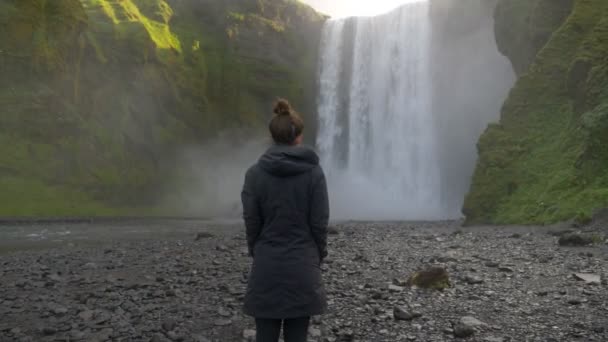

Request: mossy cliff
left=464, top=0, right=608, bottom=224
left=0, top=0, right=325, bottom=217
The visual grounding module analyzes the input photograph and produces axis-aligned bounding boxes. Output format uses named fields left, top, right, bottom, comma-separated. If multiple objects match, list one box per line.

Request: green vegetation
left=464, top=0, right=608, bottom=224
left=0, top=0, right=325, bottom=217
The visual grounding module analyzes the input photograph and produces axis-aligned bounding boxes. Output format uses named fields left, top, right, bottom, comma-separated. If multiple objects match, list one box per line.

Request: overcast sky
left=300, top=0, right=423, bottom=18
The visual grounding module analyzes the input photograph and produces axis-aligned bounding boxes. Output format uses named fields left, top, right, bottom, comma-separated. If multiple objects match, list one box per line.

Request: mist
left=161, top=133, right=269, bottom=219
left=316, top=0, right=516, bottom=221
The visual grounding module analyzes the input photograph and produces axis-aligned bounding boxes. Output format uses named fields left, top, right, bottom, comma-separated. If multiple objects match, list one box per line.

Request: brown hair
left=269, top=98, right=304, bottom=145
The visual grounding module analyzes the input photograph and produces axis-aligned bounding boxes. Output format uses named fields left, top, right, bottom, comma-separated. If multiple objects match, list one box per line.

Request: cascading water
left=316, top=0, right=515, bottom=220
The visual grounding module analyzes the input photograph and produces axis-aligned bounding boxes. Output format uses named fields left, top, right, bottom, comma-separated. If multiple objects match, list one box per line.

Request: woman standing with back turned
left=241, top=99, right=329, bottom=342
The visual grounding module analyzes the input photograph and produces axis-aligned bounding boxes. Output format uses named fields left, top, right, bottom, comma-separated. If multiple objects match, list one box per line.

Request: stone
left=195, top=232, right=214, bottom=241
left=151, top=334, right=170, bottom=342
left=192, top=335, right=212, bottom=342
left=310, top=327, right=322, bottom=338
left=388, top=284, right=404, bottom=292
left=52, top=306, right=68, bottom=315
left=216, top=245, right=229, bottom=252
left=327, top=226, right=340, bottom=235
left=167, top=331, right=185, bottom=341
left=214, top=319, right=232, bottom=326
left=393, top=306, right=422, bottom=321
left=393, top=278, right=408, bottom=287
left=243, top=329, right=256, bottom=341
left=465, top=275, right=484, bottom=285
left=558, top=233, right=594, bottom=246
left=162, top=319, right=177, bottom=332
left=218, top=307, right=231, bottom=317
left=567, top=297, right=583, bottom=305
left=42, top=327, right=57, bottom=335
left=453, top=324, right=475, bottom=338
left=573, top=273, right=601, bottom=285
left=483, top=337, right=505, bottom=342
left=460, top=316, right=487, bottom=328
left=485, top=261, right=500, bottom=268
left=78, top=310, right=95, bottom=321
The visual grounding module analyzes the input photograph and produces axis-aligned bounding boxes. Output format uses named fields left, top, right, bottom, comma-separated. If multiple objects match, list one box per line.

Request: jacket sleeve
left=310, top=167, right=330, bottom=261
left=241, top=168, right=262, bottom=257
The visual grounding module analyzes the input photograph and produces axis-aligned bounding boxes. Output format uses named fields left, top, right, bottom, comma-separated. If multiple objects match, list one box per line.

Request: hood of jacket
left=258, top=145, right=320, bottom=177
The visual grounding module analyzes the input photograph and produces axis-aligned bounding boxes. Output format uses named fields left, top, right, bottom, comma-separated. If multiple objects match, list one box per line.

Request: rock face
left=0, top=0, right=325, bottom=216
left=464, top=0, right=608, bottom=225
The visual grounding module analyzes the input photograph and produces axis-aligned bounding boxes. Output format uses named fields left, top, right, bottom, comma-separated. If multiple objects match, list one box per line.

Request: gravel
left=0, top=221, right=607, bottom=341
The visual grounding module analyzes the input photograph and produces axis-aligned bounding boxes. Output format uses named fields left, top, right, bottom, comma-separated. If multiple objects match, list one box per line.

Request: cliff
left=464, top=0, right=608, bottom=224
left=0, top=0, right=325, bottom=216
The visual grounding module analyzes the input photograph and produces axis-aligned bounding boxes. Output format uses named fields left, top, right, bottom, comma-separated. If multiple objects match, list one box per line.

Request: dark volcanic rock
left=393, top=306, right=422, bottom=321
left=558, top=233, right=595, bottom=246
left=1, top=221, right=607, bottom=342
left=194, top=232, right=214, bottom=241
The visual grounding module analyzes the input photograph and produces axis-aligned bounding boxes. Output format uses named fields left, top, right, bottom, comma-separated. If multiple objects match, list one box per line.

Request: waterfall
left=316, top=0, right=515, bottom=220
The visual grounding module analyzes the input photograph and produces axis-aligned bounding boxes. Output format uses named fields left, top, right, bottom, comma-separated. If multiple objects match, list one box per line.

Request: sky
left=300, top=0, right=425, bottom=18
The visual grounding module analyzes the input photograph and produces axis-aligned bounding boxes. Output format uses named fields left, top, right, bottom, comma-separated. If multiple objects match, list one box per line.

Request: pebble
left=1, top=222, right=606, bottom=342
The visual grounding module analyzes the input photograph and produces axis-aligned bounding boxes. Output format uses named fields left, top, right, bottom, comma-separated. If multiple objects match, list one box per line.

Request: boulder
left=407, top=266, right=451, bottom=290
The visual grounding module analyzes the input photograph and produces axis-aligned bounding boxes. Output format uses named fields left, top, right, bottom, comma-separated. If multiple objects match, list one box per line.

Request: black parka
left=241, top=144, right=329, bottom=319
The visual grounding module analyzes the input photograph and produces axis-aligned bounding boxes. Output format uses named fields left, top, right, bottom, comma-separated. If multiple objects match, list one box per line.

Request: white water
left=316, top=1, right=515, bottom=220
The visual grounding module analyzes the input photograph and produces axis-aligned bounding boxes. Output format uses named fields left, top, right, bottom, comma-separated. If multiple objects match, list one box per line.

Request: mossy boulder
left=558, top=233, right=603, bottom=246
left=406, top=266, right=451, bottom=290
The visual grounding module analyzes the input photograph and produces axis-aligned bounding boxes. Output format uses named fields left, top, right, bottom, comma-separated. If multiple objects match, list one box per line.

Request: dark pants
left=255, top=317, right=310, bottom=342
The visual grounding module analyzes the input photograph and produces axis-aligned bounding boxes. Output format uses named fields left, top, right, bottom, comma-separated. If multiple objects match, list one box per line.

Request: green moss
left=0, top=0, right=324, bottom=217
left=465, top=0, right=608, bottom=225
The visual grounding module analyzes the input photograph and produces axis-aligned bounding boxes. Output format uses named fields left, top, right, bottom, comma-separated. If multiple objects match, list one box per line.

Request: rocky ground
left=0, top=221, right=607, bottom=342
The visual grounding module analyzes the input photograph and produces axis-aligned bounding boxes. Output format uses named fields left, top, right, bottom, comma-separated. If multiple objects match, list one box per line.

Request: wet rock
left=558, top=233, right=594, bottom=246
left=327, top=226, right=340, bottom=235
left=51, top=306, right=68, bottom=315
left=483, top=337, right=505, bottom=342
left=192, top=334, right=212, bottom=342
left=214, top=319, right=232, bottom=326
left=151, top=334, right=170, bottom=342
left=460, top=316, right=487, bottom=328
left=195, top=232, right=214, bottom=241
left=453, top=316, right=486, bottom=338
left=573, top=273, right=601, bottom=285
left=218, top=307, right=231, bottom=317
left=485, top=261, right=500, bottom=268
left=78, top=310, right=95, bottom=321
left=167, top=331, right=185, bottom=341
left=162, top=319, right=177, bottom=332
left=393, top=306, right=422, bottom=321
left=42, top=327, right=57, bottom=335
left=216, top=245, right=229, bottom=252
left=243, top=329, right=256, bottom=341
left=388, top=284, right=404, bottom=292
left=453, top=323, right=475, bottom=338
left=310, top=327, right=322, bottom=338
left=465, top=275, right=484, bottom=285
left=392, top=278, right=408, bottom=287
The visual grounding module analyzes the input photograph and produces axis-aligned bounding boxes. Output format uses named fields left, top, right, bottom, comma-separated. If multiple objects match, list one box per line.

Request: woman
left=241, top=99, right=329, bottom=342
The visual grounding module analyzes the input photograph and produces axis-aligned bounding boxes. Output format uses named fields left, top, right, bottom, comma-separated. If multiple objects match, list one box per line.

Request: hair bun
left=273, top=99, right=292, bottom=116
